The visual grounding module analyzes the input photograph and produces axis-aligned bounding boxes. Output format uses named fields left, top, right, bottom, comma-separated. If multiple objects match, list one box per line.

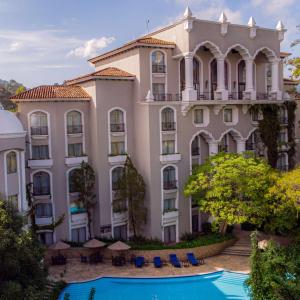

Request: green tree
left=184, top=153, right=277, bottom=234
left=114, top=156, right=147, bottom=239
left=287, top=57, right=300, bottom=80
left=15, top=85, right=26, bottom=95
left=72, top=161, right=96, bottom=239
left=247, top=232, right=300, bottom=300
left=0, top=198, right=48, bottom=299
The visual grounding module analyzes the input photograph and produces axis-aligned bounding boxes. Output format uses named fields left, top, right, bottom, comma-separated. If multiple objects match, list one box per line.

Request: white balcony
left=35, top=216, right=53, bottom=226
left=65, top=156, right=88, bottom=167
left=28, top=159, right=53, bottom=169
left=163, top=209, right=179, bottom=220
left=113, top=211, right=128, bottom=223
left=71, top=212, right=87, bottom=225
left=160, top=153, right=181, bottom=164
left=108, top=155, right=127, bottom=165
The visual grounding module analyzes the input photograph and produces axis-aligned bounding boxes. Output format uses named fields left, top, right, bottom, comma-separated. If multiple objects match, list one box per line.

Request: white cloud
left=67, top=37, right=115, bottom=58
left=9, top=41, right=22, bottom=52
left=251, top=0, right=295, bottom=17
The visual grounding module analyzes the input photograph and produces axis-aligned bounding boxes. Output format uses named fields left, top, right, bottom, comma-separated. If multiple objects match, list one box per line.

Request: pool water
left=59, top=271, right=249, bottom=300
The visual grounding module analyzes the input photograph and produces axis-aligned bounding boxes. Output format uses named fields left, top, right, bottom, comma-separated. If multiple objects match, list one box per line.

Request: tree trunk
left=87, top=209, right=92, bottom=239
left=219, top=221, right=228, bottom=235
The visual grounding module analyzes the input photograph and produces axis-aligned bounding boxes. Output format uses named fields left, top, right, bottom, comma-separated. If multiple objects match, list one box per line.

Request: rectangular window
left=162, top=140, right=175, bottom=155
left=113, top=224, right=127, bottom=240
left=38, top=232, right=53, bottom=246
left=111, top=142, right=125, bottom=156
left=71, top=227, right=87, bottom=243
left=32, top=145, right=49, bottom=160
left=163, top=198, right=176, bottom=212
left=194, top=109, right=204, bottom=124
left=6, top=152, right=17, bottom=174
left=164, top=225, right=176, bottom=244
left=68, top=143, right=83, bottom=157
left=224, top=108, right=233, bottom=123
left=35, top=203, right=53, bottom=218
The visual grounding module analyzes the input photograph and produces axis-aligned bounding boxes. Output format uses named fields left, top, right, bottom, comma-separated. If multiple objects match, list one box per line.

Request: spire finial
left=248, top=17, right=256, bottom=27
left=276, top=20, right=285, bottom=31
left=219, top=11, right=228, bottom=23
left=184, top=5, right=192, bottom=18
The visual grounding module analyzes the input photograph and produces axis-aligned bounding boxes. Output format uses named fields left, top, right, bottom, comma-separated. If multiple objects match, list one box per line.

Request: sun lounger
left=153, top=256, right=162, bottom=268
left=134, top=256, right=145, bottom=268
left=187, top=253, right=199, bottom=266
left=169, top=254, right=181, bottom=268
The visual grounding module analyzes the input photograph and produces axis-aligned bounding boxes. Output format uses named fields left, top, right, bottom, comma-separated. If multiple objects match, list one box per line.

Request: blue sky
left=0, top=0, right=299, bottom=87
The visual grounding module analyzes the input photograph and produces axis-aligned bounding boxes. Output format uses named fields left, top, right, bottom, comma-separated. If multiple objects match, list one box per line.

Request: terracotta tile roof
left=89, top=37, right=175, bottom=64
left=65, top=67, right=135, bottom=85
left=10, top=85, right=91, bottom=101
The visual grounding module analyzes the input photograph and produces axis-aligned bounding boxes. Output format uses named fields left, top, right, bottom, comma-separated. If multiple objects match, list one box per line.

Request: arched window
left=110, top=109, right=124, bottom=132
left=69, top=169, right=79, bottom=193
left=152, top=51, right=165, bottom=73
left=163, top=166, right=177, bottom=190
left=33, top=171, right=50, bottom=196
left=6, top=151, right=17, bottom=174
left=112, top=167, right=123, bottom=190
left=238, top=60, right=246, bottom=99
left=161, top=107, right=175, bottom=131
left=30, top=112, right=48, bottom=135
left=67, top=111, right=82, bottom=134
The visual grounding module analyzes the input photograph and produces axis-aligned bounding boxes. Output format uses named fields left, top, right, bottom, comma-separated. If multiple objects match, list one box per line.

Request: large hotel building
left=0, top=8, right=293, bottom=245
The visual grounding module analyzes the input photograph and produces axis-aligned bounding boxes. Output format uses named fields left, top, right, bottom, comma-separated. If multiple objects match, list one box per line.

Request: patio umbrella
left=108, top=241, right=131, bottom=251
left=49, top=241, right=70, bottom=250
left=84, top=239, right=106, bottom=249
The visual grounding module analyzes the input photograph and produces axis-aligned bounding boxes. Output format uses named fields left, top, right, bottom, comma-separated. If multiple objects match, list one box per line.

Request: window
left=7, top=194, right=18, bottom=207
left=69, top=169, right=79, bottom=193
left=153, top=83, right=166, bottom=101
left=163, top=166, right=176, bottom=190
left=71, top=227, right=86, bottom=243
left=36, top=203, right=53, bottom=218
left=278, top=107, right=287, bottom=124
left=193, top=58, right=200, bottom=92
left=180, top=59, right=185, bottom=92
left=163, top=198, right=176, bottom=212
left=251, top=111, right=259, bottom=122
left=32, top=145, right=49, bottom=160
left=6, top=151, right=17, bottom=174
left=224, top=108, right=233, bottom=123
left=30, top=112, right=48, bottom=135
left=152, top=51, right=165, bottom=73
left=191, top=137, right=200, bottom=156
left=164, top=225, right=176, bottom=243
left=110, top=109, right=124, bottom=132
left=33, top=172, right=50, bottom=196
left=68, top=143, right=83, bottom=157
left=67, top=111, right=82, bottom=134
left=219, top=135, right=228, bottom=153
left=112, top=167, right=123, bottom=190
left=278, top=131, right=287, bottom=143
left=266, top=63, right=272, bottom=93
left=111, top=142, right=125, bottom=156
left=113, top=224, right=127, bottom=240
left=277, top=154, right=288, bottom=171
left=38, top=232, right=53, bottom=246
left=194, top=109, right=204, bottom=124
left=161, top=107, right=175, bottom=131
left=162, top=140, right=175, bottom=155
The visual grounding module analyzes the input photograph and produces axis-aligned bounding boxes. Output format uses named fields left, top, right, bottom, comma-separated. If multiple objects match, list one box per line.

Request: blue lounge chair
left=135, top=256, right=145, bottom=268
left=187, top=253, right=199, bottom=266
left=153, top=256, right=162, bottom=268
left=169, top=254, right=181, bottom=268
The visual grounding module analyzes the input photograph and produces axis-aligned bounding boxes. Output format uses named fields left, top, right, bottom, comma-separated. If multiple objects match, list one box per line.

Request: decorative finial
left=248, top=17, right=256, bottom=27
left=276, top=20, right=285, bottom=31
left=184, top=6, right=192, bottom=18
left=219, top=11, right=228, bottom=23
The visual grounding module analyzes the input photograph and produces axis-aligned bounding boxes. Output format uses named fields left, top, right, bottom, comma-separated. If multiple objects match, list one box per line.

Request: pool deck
left=48, top=254, right=250, bottom=283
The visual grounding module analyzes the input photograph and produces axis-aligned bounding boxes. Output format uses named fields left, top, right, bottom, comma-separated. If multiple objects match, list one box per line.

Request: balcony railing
left=31, top=126, right=48, bottom=136
left=110, top=123, right=125, bottom=132
left=163, top=180, right=177, bottom=190
left=161, top=122, right=176, bottom=131
left=112, top=182, right=122, bottom=191
left=153, top=93, right=173, bottom=101
left=152, top=64, right=166, bottom=73
left=33, top=187, right=50, bottom=196
left=67, top=125, right=83, bottom=134
left=228, top=92, right=244, bottom=100
left=197, top=92, right=210, bottom=100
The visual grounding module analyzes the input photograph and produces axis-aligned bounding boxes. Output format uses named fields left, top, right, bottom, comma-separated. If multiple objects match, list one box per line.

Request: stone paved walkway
left=48, top=254, right=250, bottom=283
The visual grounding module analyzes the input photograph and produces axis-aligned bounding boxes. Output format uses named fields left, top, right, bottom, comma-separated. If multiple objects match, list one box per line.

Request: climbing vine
left=250, top=104, right=280, bottom=168
left=284, top=100, right=297, bottom=169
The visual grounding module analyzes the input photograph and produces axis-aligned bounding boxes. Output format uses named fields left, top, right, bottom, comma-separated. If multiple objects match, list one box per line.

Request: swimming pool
left=59, top=271, right=249, bottom=300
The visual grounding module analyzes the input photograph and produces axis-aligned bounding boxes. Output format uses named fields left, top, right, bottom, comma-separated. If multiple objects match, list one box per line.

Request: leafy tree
left=287, top=57, right=300, bottom=80
left=114, top=156, right=147, bottom=239
left=0, top=198, right=48, bottom=299
left=15, top=85, right=26, bottom=95
left=72, top=161, right=96, bottom=239
left=184, top=153, right=277, bottom=234
left=247, top=231, right=300, bottom=300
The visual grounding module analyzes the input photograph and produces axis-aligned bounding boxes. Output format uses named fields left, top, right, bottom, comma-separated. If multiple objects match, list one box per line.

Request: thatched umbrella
left=84, top=239, right=106, bottom=249
left=108, top=241, right=131, bottom=251
left=49, top=241, right=70, bottom=250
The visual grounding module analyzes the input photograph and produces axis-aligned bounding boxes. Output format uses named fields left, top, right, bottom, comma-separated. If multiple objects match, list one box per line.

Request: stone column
left=216, top=56, right=228, bottom=100
left=245, top=58, right=256, bottom=100
left=208, top=142, right=219, bottom=156
left=182, top=52, right=197, bottom=102
left=237, top=140, right=246, bottom=154
left=271, top=59, right=279, bottom=92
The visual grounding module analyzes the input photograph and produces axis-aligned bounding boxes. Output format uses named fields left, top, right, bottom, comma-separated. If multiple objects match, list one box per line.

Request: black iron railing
left=163, top=180, right=177, bottom=190
left=31, top=126, right=48, bottom=136
left=153, top=93, right=173, bottom=101
left=110, top=123, right=125, bottom=132
left=162, top=122, right=176, bottom=131
left=67, top=125, right=83, bottom=134
left=152, top=64, right=166, bottom=73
